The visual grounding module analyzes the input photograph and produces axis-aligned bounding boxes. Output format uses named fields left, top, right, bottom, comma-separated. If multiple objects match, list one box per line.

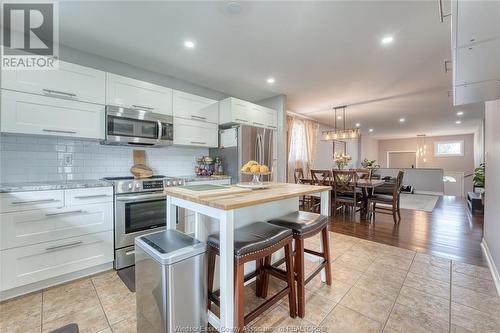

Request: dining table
left=300, top=177, right=386, bottom=218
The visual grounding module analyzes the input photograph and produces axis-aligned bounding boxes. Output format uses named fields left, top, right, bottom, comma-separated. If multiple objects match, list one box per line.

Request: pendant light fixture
left=320, top=105, right=361, bottom=141
left=416, top=134, right=427, bottom=164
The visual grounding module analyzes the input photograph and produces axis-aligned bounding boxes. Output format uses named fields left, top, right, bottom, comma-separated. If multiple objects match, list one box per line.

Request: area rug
left=399, top=193, right=440, bottom=212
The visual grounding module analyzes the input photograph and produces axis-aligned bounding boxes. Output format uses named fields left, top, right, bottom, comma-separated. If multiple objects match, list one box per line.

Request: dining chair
left=356, top=168, right=373, bottom=180
left=331, top=170, right=363, bottom=217
left=368, top=170, right=405, bottom=223
left=294, top=168, right=311, bottom=211
left=309, top=169, right=331, bottom=213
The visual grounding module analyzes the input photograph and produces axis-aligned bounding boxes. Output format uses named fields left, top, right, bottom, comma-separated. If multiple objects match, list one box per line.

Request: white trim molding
left=481, top=238, right=500, bottom=297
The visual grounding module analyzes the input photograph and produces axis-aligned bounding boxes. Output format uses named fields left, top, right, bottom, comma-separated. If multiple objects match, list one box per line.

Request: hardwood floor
left=328, top=195, right=487, bottom=266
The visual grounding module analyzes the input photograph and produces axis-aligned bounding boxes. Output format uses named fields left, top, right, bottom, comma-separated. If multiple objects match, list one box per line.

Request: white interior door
left=444, top=171, right=465, bottom=197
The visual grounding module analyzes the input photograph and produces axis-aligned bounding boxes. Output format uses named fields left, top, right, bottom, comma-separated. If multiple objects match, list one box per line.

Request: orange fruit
left=259, top=165, right=269, bottom=173
left=250, top=165, right=260, bottom=173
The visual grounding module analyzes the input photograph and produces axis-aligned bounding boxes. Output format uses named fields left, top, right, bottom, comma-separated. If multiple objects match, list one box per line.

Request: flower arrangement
left=333, top=152, right=352, bottom=169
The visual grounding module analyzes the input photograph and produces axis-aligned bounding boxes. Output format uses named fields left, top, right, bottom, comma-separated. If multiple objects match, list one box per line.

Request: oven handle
left=116, top=193, right=166, bottom=201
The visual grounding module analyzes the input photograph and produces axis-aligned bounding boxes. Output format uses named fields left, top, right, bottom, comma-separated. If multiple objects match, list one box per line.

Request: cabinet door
left=1, top=90, right=105, bottom=140
left=248, top=104, right=265, bottom=128
left=1, top=61, right=105, bottom=105
left=456, top=0, right=500, bottom=47
left=106, top=73, right=173, bottom=115
left=0, top=190, right=64, bottom=214
left=231, top=98, right=251, bottom=124
left=455, top=39, right=500, bottom=84
left=0, top=202, right=113, bottom=250
left=263, top=107, right=278, bottom=129
left=172, top=90, right=218, bottom=123
left=0, top=231, right=113, bottom=291
left=454, top=80, right=500, bottom=106
left=173, top=117, right=218, bottom=147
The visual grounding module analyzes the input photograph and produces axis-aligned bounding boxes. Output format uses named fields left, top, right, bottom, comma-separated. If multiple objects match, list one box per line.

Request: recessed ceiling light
left=399, top=118, right=405, bottom=123
left=456, top=120, right=462, bottom=124
left=456, top=111, right=464, bottom=116
left=381, top=36, right=394, bottom=45
left=355, top=123, right=361, bottom=127
left=184, top=40, right=195, bottom=48
left=266, top=77, right=275, bottom=84
left=369, top=128, right=374, bottom=132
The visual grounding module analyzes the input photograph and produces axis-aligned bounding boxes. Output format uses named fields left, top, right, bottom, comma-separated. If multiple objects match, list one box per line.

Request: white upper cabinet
left=105, top=73, right=173, bottom=115
left=455, top=39, right=500, bottom=85
left=1, top=61, right=105, bottom=105
left=172, top=90, right=218, bottom=124
left=1, top=90, right=105, bottom=140
left=173, top=117, right=218, bottom=148
left=219, top=97, right=278, bottom=129
left=455, top=0, right=500, bottom=48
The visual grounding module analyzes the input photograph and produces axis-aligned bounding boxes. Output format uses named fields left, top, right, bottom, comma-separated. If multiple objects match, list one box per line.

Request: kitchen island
left=164, top=182, right=331, bottom=332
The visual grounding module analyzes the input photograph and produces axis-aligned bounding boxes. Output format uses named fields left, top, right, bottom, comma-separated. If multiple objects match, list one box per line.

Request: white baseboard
left=0, top=262, right=113, bottom=301
left=481, top=239, right=500, bottom=297
left=413, top=190, right=444, bottom=196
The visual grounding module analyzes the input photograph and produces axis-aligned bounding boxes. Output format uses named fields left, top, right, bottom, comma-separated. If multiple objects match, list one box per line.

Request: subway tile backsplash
left=0, top=134, right=208, bottom=183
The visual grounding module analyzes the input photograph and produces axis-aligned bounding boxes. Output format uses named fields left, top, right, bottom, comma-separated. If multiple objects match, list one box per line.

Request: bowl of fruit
left=238, top=161, right=271, bottom=188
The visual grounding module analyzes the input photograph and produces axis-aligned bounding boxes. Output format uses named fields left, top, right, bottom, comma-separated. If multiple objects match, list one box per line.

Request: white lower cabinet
left=0, top=231, right=113, bottom=291
left=173, top=117, right=218, bottom=147
left=1, top=89, right=105, bottom=140
left=0, top=190, right=64, bottom=214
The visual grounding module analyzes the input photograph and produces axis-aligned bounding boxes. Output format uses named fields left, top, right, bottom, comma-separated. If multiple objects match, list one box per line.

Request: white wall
left=360, top=136, right=379, bottom=163
left=484, top=99, right=500, bottom=285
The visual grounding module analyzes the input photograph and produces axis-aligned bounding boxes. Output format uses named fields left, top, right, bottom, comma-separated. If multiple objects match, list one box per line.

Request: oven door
left=114, top=192, right=168, bottom=249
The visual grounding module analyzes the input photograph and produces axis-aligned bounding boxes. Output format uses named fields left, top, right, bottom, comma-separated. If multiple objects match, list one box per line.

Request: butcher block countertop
left=164, top=182, right=331, bottom=210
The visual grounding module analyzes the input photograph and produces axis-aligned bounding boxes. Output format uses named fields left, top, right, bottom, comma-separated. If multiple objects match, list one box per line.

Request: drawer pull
left=253, top=122, right=264, bottom=126
left=132, top=104, right=154, bottom=110
left=191, top=115, right=207, bottom=120
left=43, top=129, right=77, bottom=134
left=45, top=210, right=86, bottom=217
left=190, top=141, right=207, bottom=145
left=73, top=194, right=110, bottom=199
left=268, top=126, right=277, bottom=129
left=12, top=198, right=60, bottom=205
left=42, top=89, right=77, bottom=98
left=46, top=241, right=83, bottom=251
left=125, top=250, right=135, bottom=256
left=235, top=118, right=249, bottom=123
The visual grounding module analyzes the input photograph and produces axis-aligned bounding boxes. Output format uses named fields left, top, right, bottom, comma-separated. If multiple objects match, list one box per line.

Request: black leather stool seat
left=267, top=211, right=327, bottom=235
left=207, top=222, right=292, bottom=257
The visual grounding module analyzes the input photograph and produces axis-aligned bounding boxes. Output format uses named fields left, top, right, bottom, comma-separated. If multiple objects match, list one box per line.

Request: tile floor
left=1, top=232, right=499, bottom=333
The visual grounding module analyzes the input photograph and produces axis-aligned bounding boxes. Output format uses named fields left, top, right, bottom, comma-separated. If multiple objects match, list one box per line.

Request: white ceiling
left=55, top=0, right=484, bottom=139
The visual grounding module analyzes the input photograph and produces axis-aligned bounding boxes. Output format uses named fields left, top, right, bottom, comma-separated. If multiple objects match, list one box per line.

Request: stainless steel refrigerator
left=209, top=125, right=275, bottom=184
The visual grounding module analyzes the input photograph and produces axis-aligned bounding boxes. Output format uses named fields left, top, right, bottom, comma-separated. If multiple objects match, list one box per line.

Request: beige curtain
left=304, top=120, right=319, bottom=174
left=286, top=116, right=319, bottom=182
left=286, top=116, right=295, bottom=182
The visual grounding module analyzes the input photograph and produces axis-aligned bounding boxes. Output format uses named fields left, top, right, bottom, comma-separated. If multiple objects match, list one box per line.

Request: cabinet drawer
left=173, top=90, right=218, bottom=123
left=106, top=73, right=173, bottom=115
left=0, top=190, right=63, bottom=213
left=173, top=117, right=218, bottom=147
left=0, top=202, right=113, bottom=250
left=0, top=231, right=113, bottom=291
left=65, top=187, right=113, bottom=206
left=1, top=61, right=105, bottom=105
left=1, top=90, right=105, bottom=140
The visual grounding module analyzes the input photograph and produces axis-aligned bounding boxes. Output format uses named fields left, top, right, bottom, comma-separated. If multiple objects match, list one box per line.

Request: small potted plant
left=473, top=163, right=485, bottom=192
left=361, top=158, right=380, bottom=175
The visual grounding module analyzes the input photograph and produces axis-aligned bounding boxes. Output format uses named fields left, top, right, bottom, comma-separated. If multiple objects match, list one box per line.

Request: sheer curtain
left=287, top=117, right=318, bottom=182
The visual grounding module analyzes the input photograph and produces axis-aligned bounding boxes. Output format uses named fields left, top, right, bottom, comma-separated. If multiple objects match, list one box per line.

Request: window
left=434, top=140, right=464, bottom=157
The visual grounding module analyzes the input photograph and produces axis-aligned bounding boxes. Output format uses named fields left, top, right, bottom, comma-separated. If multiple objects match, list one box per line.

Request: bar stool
left=206, top=222, right=297, bottom=332
left=266, top=211, right=331, bottom=318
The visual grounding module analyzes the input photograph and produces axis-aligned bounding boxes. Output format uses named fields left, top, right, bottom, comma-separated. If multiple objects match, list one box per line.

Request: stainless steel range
left=103, top=175, right=185, bottom=269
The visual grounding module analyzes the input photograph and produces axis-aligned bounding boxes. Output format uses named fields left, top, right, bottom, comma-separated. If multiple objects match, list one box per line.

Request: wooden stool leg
left=284, top=243, right=297, bottom=318
left=235, top=262, right=245, bottom=332
left=295, top=238, right=306, bottom=318
left=255, top=258, right=263, bottom=297
left=321, top=228, right=332, bottom=286
left=260, top=255, right=271, bottom=299
left=207, top=250, right=216, bottom=310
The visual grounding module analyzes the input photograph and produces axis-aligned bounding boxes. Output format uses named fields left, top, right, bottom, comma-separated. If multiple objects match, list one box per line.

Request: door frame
left=386, top=151, right=418, bottom=168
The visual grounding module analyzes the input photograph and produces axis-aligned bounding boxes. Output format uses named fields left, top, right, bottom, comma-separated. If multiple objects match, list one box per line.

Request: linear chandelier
left=320, top=105, right=361, bottom=141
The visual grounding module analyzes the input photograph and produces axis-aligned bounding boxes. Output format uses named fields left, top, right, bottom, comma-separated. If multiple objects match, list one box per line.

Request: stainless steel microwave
left=102, top=105, right=173, bottom=147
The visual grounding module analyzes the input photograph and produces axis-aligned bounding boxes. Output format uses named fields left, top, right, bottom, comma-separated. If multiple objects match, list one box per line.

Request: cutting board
left=177, top=184, right=251, bottom=198
left=130, top=150, right=153, bottom=178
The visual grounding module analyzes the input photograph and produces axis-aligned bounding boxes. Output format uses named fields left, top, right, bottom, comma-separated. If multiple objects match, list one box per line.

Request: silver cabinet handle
left=46, top=241, right=83, bottom=251
left=12, top=198, right=59, bottom=205
left=45, top=210, right=86, bottom=217
left=191, top=115, right=207, bottom=120
left=268, top=125, right=277, bottom=129
left=125, top=250, right=135, bottom=256
left=73, top=194, right=109, bottom=199
left=253, top=122, right=264, bottom=126
left=42, top=89, right=77, bottom=98
left=190, top=141, right=207, bottom=145
left=438, top=0, right=451, bottom=22
left=157, top=120, right=163, bottom=141
left=132, top=104, right=154, bottom=110
left=235, top=118, right=249, bottom=123
left=43, top=129, right=77, bottom=134
left=444, top=60, right=452, bottom=73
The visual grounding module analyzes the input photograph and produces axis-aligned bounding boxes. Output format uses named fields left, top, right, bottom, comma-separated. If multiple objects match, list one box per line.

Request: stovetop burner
left=102, top=175, right=166, bottom=181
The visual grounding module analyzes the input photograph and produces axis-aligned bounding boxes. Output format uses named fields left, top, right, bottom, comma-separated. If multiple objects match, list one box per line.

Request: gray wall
left=484, top=99, right=500, bottom=283
left=378, top=168, right=444, bottom=194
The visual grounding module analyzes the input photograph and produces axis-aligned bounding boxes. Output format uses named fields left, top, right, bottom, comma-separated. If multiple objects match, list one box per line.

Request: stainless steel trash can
left=135, top=230, right=207, bottom=333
